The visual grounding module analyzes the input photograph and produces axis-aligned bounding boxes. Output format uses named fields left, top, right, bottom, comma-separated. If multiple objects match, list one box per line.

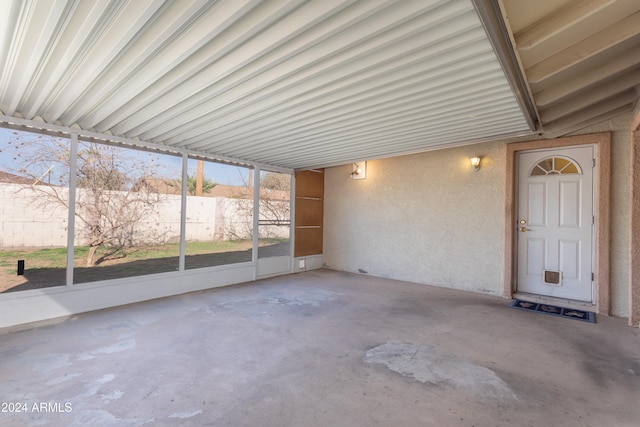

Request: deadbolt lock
left=519, top=220, right=526, bottom=224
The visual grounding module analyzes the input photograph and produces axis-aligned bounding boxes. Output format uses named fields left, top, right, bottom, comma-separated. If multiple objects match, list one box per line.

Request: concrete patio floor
left=1, top=269, right=639, bottom=426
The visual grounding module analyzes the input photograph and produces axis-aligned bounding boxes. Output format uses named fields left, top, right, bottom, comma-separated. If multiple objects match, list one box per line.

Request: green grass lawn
left=0, top=247, right=69, bottom=269
left=0, top=238, right=287, bottom=271
left=1, top=238, right=289, bottom=292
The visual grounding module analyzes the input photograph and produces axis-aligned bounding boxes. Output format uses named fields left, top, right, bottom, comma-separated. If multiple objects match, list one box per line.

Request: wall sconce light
left=351, top=161, right=366, bottom=179
left=470, top=155, right=481, bottom=171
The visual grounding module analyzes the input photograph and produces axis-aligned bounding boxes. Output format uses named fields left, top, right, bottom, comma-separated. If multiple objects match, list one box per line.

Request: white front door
left=516, top=146, right=595, bottom=302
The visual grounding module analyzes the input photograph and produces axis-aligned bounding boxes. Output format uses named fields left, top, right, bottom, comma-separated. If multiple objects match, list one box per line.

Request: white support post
left=252, top=167, right=260, bottom=279
left=65, top=134, right=78, bottom=286
left=179, top=154, right=188, bottom=271
left=289, top=173, right=295, bottom=272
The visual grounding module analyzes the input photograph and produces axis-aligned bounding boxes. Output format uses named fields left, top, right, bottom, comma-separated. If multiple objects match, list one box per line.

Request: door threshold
left=513, top=292, right=596, bottom=313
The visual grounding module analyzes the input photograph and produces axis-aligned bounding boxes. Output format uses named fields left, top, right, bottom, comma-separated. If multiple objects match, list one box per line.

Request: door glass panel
left=258, top=171, right=291, bottom=258
left=530, top=157, right=581, bottom=176
left=537, top=158, right=554, bottom=173
left=531, top=166, right=547, bottom=176
left=561, top=163, right=579, bottom=174
left=554, top=157, right=569, bottom=171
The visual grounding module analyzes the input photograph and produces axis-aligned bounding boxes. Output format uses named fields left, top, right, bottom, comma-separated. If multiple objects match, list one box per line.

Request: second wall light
left=351, top=161, right=366, bottom=180
left=470, top=155, right=481, bottom=171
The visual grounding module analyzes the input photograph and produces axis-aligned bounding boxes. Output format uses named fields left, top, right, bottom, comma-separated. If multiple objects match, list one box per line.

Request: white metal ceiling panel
left=0, top=0, right=533, bottom=170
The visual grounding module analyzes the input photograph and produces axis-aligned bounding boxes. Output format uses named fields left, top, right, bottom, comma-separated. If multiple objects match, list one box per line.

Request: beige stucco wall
left=324, top=140, right=507, bottom=296
left=568, top=113, right=632, bottom=317
left=323, top=112, right=633, bottom=317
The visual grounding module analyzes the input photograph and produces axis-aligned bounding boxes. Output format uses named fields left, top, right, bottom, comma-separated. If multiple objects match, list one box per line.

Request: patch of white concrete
left=68, top=409, right=152, bottom=426
left=168, top=410, right=203, bottom=419
left=267, top=288, right=338, bottom=307
left=218, top=287, right=339, bottom=309
left=365, top=341, right=516, bottom=402
left=71, top=374, right=115, bottom=402
left=130, top=312, right=161, bottom=326
left=30, top=353, right=72, bottom=374
left=101, top=390, right=124, bottom=401
left=197, top=306, right=216, bottom=315
left=46, top=373, right=83, bottom=386
left=76, top=339, right=136, bottom=361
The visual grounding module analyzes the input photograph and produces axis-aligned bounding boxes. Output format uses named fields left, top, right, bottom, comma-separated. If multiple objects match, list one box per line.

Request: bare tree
left=3, top=132, right=169, bottom=266
left=220, top=171, right=291, bottom=241
left=258, top=172, right=291, bottom=240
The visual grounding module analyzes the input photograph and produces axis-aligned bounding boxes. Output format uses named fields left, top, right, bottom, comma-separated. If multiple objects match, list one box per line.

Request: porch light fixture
left=351, top=161, right=366, bottom=180
left=470, top=155, right=481, bottom=171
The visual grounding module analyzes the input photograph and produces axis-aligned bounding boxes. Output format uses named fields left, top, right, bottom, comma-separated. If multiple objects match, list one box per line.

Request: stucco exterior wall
left=324, top=141, right=506, bottom=296
left=568, top=114, right=632, bottom=317
left=323, top=113, right=633, bottom=318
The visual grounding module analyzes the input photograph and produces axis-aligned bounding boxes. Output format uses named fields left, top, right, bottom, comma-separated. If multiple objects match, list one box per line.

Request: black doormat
left=509, top=299, right=595, bottom=323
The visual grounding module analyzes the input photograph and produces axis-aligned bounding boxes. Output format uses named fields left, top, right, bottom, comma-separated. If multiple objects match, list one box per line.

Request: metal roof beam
left=515, top=0, right=616, bottom=50
left=526, top=11, right=640, bottom=84
left=472, top=0, right=539, bottom=131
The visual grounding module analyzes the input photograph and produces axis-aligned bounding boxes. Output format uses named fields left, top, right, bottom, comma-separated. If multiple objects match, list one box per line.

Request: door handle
left=518, top=227, right=528, bottom=232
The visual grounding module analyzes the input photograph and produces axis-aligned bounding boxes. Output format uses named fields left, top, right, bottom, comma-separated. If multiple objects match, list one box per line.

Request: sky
left=0, top=127, right=251, bottom=187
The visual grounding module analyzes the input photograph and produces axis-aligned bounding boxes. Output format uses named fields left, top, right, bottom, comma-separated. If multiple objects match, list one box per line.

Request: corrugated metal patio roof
left=3, top=0, right=637, bottom=170
left=0, top=0, right=535, bottom=170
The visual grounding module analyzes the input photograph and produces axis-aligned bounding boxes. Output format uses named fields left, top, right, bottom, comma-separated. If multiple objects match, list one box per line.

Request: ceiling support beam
left=534, top=48, right=640, bottom=107
left=514, top=0, right=616, bottom=50
left=545, top=106, right=633, bottom=140
left=539, top=69, right=640, bottom=122
left=544, top=91, right=637, bottom=134
left=632, top=95, right=640, bottom=131
left=526, top=11, right=640, bottom=84
left=471, top=0, right=539, bottom=131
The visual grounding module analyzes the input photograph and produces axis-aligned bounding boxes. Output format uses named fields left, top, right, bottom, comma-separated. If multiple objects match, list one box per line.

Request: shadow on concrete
left=2, top=250, right=249, bottom=293
left=2, top=241, right=290, bottom=293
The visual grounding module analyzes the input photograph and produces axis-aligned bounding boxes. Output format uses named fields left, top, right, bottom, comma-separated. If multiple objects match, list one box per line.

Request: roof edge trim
left=299, top=128, right=538, bottom=170
left=471, top=0, right=539, bottom=132
left=0, top=114, right=294, bottom=174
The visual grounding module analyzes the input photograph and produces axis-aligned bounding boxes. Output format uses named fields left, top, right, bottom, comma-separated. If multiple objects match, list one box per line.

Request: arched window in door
left=530, top=156, right=582, bottom=176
